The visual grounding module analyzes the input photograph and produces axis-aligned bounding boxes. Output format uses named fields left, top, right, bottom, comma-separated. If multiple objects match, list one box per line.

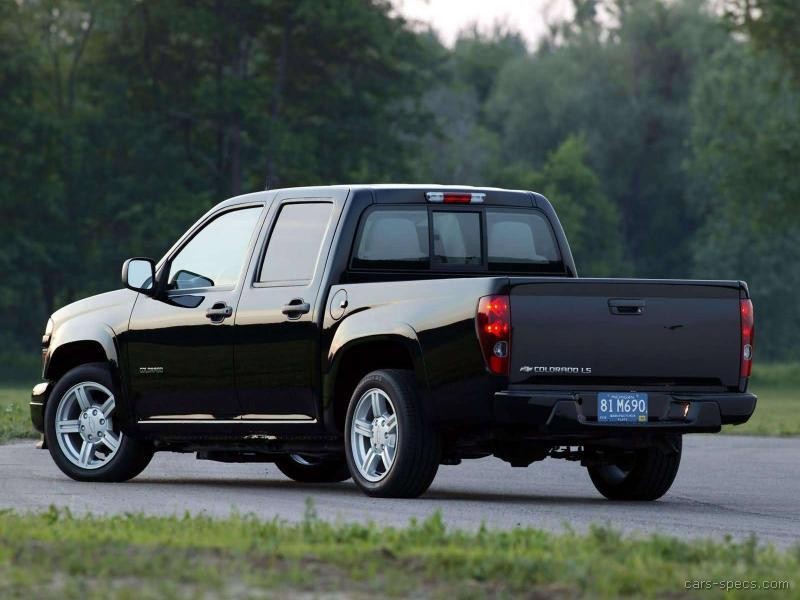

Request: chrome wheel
left=54, top=381, right=122, bottom=470
left=350, top=388, right=398, bottom=482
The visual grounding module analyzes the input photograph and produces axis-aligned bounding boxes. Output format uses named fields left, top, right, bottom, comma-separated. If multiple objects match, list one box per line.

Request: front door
left=126, top=203, right=265, bottom=421
left=234, top=192, right=342, bottom=422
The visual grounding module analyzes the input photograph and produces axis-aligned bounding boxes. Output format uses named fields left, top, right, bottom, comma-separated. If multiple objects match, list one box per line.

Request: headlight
left=42, top=318, right=54, bottom=348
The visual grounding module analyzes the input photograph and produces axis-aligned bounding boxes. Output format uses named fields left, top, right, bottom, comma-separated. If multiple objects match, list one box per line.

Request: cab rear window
left=486, top=209, right=561, bottom=271
left=351, top=206, right=564, bottom=273
left=351, top=208, right=429, bottom=270
left=432, top=211, right=481, bottom=266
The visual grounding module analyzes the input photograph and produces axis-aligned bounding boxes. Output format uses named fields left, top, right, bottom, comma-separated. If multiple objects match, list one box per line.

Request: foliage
left=688, top=42, right=800, bottom=360
left=492, top=135, right=627, bottom=276
left=486, top=0, right=730, bottom=278
left=724, top=0, right=800, bottom=80
left=0, top=0, right=799, bottom=364
left=0, top=508, right=798, bottom=598
left=0, top=0, right=434, bottom=361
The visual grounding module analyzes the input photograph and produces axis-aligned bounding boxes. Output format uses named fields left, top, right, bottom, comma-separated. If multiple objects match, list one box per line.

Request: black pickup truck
left=31, top=185, right=756, bottom=499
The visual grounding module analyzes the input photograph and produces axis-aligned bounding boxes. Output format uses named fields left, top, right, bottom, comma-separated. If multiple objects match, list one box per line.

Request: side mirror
left=122, top=258, right=156, bottom=294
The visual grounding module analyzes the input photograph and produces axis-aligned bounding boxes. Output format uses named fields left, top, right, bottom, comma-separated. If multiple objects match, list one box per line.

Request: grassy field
left=0, top=508, right=796, bottom=598
left=726, top=363, right=800, bottom=437
left=0, top=386, right=37, bottom=443
left=0, top=364, right=797, bottom=443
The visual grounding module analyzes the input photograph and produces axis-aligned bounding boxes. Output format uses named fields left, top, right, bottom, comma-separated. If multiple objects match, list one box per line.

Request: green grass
left=723, top=363, right=799, bottom=437
left=0, top=364, right=797, bottom=442
left=0, top=508, right=797, bottom=598
left=0, top=386, right=37, bottom=443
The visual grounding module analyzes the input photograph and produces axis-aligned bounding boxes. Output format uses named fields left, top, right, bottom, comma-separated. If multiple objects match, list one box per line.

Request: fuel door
left=329, top=288, right=348, bottom=320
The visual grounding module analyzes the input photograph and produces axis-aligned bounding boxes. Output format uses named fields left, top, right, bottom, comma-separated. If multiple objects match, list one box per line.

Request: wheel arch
left=43, top=324, right=131, bottom=427
left=46, top=340, right=113, bottom=382
left=324, top=332, right=428, bottom=434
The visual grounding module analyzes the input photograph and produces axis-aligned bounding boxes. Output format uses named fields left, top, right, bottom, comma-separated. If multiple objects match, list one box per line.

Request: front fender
left=42, top=288, right=138, bottom=427
left=45, top=322, right=119, bottom=378
left=41, top=325, right=135, bottom=430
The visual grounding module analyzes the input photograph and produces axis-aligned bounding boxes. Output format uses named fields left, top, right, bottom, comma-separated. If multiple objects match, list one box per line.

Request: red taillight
left=443, top=193, right=471, bottom=204
left=740, top=299, right=754, bottom=378
left=477, top=295, right=510, bottom=375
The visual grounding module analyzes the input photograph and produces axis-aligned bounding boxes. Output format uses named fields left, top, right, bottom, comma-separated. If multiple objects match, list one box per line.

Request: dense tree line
left=0, top=0, right=797, bottom=378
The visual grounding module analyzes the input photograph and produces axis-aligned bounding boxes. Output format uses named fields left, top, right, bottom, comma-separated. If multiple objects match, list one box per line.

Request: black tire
left=344, top=369, right=441, bottom=498
left=44, top=363, right=153, bottom=482
left=587, top=437, right=682, bottom=501
left=274, top=454, right=351, bottom=483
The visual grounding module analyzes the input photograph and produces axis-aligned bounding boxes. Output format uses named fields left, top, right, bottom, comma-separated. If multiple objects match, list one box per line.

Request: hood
left=51, top=288, right=139, bottom=328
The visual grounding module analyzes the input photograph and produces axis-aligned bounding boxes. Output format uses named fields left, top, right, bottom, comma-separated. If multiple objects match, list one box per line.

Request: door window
left=167, top=207, right=262, bottom=291
left=259, top=203, right=333, bottom=284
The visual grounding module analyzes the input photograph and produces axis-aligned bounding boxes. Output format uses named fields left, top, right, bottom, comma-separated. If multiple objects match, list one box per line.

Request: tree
left=724, top=0, right=800, bottom=80
left=410, top=29, right=525, bottom=184
left=487, top=0, right=729, bottom=277
left=688, top=41, right=800, bottom=359
left=490, top=135, right=626, bottom=277
left=0, top=0, right=438, bottom=378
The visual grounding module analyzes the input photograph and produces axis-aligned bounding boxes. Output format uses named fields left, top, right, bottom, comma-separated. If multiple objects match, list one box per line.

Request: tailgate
left=509, top=279, right=743, bottom=389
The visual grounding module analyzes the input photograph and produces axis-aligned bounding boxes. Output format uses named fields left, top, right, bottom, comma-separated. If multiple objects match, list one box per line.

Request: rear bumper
left=493, top=390, right=757, bottom=437
left=30, top=382, right=51, bottom=433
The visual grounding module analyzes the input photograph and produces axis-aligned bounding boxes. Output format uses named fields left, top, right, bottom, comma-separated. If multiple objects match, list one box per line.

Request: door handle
left=282, top=298, right=311, bottom=319
left=608, top=298, right=645, bottom=315
left=206, top=302, right=233, bottom=322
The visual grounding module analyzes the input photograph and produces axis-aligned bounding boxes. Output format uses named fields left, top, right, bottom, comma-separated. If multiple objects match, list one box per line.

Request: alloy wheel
left=349, top=388, right=398, bottom=482
left=54, top=381, right=122, bottom=470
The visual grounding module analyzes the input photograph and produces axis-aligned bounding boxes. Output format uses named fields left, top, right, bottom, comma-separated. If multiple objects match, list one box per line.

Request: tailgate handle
left=608, top=298, right=645, bottom=315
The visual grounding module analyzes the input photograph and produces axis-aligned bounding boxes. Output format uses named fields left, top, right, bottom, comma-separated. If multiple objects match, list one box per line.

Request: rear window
left=351, top=206, right=564, bottom=273
left=486, top=209, right=560, bottom=271
left=433, top=211, right=481, bottom=266
left=352, top=208, right=429, bottom=269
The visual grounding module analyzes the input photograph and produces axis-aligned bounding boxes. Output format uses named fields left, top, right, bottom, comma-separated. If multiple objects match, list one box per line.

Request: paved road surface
left=1, top=435, right=798, bottom=547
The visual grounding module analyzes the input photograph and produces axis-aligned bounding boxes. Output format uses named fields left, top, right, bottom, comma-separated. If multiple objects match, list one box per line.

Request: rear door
left=509, top=279, right=743, bottom=389
left=233, top=188, right=345, bottom=422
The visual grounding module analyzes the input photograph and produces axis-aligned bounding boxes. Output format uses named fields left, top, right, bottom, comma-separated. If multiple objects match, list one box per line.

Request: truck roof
left=219, top=184, right=548, bottom=210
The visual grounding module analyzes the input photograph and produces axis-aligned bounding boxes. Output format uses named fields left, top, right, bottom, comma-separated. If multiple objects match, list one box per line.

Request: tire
left=587, top=437, right=682, bottom=501
left=274, top=454, right=351, bottom=483
left=344, top=369, right=441, bottom=498
left=44, top=363, right=153, bottom=482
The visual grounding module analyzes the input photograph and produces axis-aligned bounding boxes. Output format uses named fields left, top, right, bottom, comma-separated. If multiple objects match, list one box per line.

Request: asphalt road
left=1, top=435, right=798, bottom=547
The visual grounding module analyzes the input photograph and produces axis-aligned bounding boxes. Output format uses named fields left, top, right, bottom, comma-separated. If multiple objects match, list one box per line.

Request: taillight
left=425, top=191, right=485, bottom=204
left=740, top=299, right=754, bottom=378
left=477, top=295, right=510, bottom=375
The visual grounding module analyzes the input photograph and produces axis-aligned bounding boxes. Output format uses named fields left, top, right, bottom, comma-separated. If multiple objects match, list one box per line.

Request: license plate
left=597, top=392, right=648, bottom=423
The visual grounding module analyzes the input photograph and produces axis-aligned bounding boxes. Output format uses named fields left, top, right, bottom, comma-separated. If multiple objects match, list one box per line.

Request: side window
left=352, top=208, right=429, bottom=269
left=432, top=211, right=481, bottom=266
left=259, top=202, right=333, bottom=284
left=168, top=206, right=262, bottom=290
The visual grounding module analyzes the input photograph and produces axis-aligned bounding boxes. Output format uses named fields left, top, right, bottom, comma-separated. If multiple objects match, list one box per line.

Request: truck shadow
left=129, top=475, right=673, bottom=507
